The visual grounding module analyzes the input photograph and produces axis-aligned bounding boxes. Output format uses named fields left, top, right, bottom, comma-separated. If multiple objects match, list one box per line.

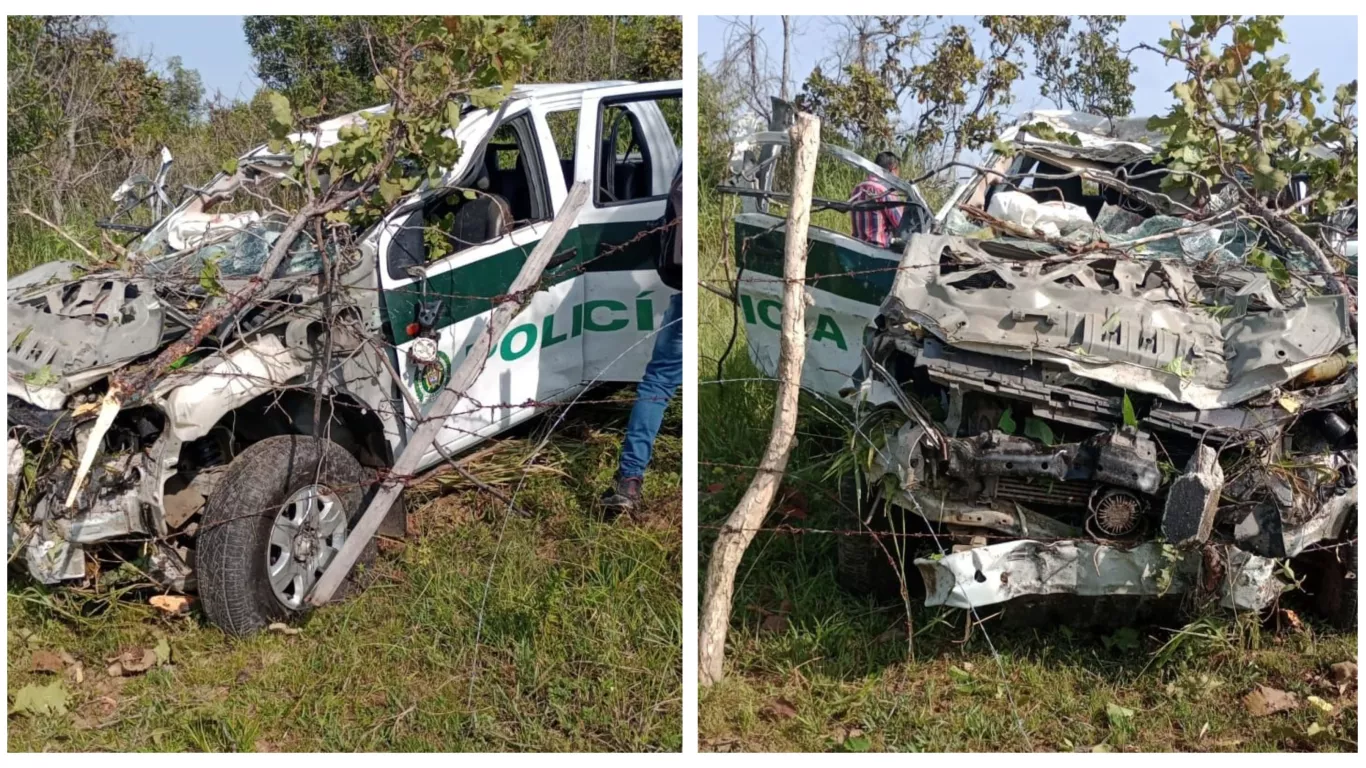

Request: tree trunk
left=699, top=112, right=820, bottom=687
left=780, top=16, right=792, bottom=102
left=609, top=16, right=618, bottom=78
left=308, top=182, right=590, bottom=606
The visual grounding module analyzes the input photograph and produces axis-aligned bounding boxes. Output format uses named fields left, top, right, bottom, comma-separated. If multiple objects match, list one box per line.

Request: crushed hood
left=8, top=267, right=169, bottom=408
left=879, top=234, right=1352, bottom=410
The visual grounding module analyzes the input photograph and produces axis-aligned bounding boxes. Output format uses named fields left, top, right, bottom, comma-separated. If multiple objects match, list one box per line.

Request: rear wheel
left=197, top=435, right=374, bottom=636
left=835, top=473, right=880, bottom=595
left=1319, top=538, right=1358, bottom=630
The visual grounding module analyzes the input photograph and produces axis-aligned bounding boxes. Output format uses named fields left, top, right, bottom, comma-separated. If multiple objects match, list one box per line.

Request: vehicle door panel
left=573, top=82, right=682, bottom=383
left=377, top=105, right=584, bottom=468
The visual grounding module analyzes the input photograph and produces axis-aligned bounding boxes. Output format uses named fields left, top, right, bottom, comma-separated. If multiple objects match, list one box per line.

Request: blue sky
left=110, top=15, right=258, bottom=101
left=699, top=15, right=1359, bottom=119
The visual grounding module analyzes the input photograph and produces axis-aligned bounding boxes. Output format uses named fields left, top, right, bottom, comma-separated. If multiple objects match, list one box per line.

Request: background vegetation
left=7, top=15, right=682, bottom=752
left=698, top=15, right=1357, bottom=752
left=6, top=14, right=682, bottom=275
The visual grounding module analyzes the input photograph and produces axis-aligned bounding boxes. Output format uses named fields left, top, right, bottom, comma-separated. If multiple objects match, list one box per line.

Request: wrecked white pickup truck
left=727, top=109, right=1357, bottom=626
left=7, top=80, right=682, bottom=635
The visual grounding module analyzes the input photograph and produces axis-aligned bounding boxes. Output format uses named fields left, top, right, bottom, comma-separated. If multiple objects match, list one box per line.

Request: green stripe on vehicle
left=734, top=217, right=897, bottom=306
left=383, top=219, right=660, bottom=344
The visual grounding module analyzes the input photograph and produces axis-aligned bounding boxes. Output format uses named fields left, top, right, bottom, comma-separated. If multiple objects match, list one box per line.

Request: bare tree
left=715, top=16, right=778, bottom=122
left=779, top=16, right=793, bottom=102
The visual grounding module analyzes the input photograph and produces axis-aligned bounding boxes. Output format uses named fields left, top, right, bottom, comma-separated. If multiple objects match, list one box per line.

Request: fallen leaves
left=31, top=649, right=66, bottom=674
left=1329, top=661, right=1357, bottom=686
left=149, top=594, right=194, bottom=615
left=267, top=622, right=301, bottom=636
left=30, top=648, right=85, bottom=684
left=1105, top=702, right=1135, bottom=725
left=760, top=696, right=798, bottom=721
left=10, top=681, right=70, bottom=716
left=105, top=636, right=171, bottom=677
left=1243, top=684, right=1298, bottom=716
left=752, top=599, right=794, bottom=634
left=1306, top=695, right=1334, bottom=714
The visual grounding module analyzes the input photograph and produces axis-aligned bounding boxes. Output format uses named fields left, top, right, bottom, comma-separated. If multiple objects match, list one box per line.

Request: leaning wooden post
left=309, top=181, right=590, bottom=605
left=699, top=112, right=819, bottom=686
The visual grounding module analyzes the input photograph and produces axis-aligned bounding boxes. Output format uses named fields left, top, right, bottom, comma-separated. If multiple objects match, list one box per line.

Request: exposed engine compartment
left=853, top=234, right=1357, bottom=612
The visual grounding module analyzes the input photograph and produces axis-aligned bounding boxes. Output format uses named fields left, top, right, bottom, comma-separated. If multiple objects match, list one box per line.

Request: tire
left=1298, top=510, right=1357, bottom=631
left=835, top=473, right=880, bottom=596
left=1325, top=539, right=1358, bottom=630
left=197, top=435, right=374, bottom=636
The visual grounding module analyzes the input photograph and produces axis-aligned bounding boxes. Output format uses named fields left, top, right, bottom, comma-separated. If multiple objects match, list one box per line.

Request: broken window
left=544, top=108, right=579, bottom=191
left=595, top=94, right=681, bottom=205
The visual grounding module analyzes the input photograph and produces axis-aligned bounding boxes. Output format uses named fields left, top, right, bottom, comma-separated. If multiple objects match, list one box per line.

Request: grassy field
left=7, top=403, right=682, bottom=752
left=697, top=187, right=1359, bottom=753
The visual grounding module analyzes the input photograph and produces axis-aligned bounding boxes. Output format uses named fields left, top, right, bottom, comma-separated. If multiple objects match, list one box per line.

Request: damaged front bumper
left=920, top=539, right=1280, bottom=613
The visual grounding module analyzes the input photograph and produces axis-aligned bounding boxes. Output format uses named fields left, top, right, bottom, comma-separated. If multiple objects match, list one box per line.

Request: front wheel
left=196, top=435, right=373, bottom=636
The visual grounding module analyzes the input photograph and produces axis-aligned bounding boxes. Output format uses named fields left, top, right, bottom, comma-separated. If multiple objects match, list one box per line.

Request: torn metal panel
left=155, top=335, right=309, bottom=442
left=915, top=539, right=1279, bottom=612
left=880, top=233, right=1351, bottom=410
left=8, top=277, right=168, bottom=391
left=996, top=110, right=1171, bottom=165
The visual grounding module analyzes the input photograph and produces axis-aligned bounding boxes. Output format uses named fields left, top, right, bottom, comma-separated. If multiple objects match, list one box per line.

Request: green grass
left=7, top=218, right=100, bottom=276
left=697, top=182, right=1358, bottom=753
left=7, top=405, right=682, bottom=752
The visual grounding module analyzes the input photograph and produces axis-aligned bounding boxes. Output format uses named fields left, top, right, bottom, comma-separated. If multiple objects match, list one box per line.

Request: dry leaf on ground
left=1243, top=685, right=1298, bottom=716
left=149, top=594, right=193, bottom=615
left=761, top=696, right=798, bottom=720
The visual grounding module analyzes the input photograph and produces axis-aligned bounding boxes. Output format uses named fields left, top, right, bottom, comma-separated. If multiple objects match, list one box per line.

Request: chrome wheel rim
left=266, top=484, right=347, bottom=609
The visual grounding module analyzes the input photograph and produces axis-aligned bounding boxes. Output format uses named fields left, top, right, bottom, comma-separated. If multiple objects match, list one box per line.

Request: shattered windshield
left=144, top=217, right=323, bottom=279
left=131, top=164, right=325, bottom=279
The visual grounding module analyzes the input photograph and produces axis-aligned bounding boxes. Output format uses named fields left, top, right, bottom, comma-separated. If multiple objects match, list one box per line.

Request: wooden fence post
left=699, top=112, right=820, bottom=686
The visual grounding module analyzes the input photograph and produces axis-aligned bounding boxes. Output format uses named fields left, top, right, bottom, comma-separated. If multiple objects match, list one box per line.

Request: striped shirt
left=849, top=175, right=904, bottom=248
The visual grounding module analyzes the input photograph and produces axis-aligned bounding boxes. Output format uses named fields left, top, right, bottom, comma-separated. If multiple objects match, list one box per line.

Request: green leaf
left=1121, top=392, right=1138, bottom=428
left=10, top=681, right=69, bottom=716
left=1103, top=627, right=1141, bottom=652
left=23, top=365, right=58, bottom=389
left=842, top=734, right=872, bottom=752
left=379, top=176, right=401, bottom=204
left=1023, top=417, right=1056, bottom=446
left=997, top=407, right=1017, bottom=435
left=153, top=636, right=172, bottom=666
left=1246, top=249, right=1291, bottom=288
left=199, top=256, right=223, bottom=297
left=466, top=87, right=505, bottom=109
left=221, top=157, right=239, bottom=175
left=268, top=91, right=294, bottom=137
left=445, top=101, right=462, bottom=130
left=1105, top=702, right=1135, bottom=726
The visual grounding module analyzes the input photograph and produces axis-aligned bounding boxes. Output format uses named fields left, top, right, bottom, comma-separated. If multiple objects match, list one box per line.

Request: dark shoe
left=600, top=475, right=643, bottom=517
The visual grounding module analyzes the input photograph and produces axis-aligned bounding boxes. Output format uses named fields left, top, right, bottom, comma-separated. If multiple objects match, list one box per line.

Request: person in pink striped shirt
left=848, top=152, right=905, bottom=248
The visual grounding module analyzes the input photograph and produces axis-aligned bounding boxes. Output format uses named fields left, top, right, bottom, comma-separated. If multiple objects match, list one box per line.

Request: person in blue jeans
left=601, top=167, right=683, bottom=516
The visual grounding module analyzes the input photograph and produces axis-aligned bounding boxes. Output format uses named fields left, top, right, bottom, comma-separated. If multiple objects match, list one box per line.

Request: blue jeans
left=618, top=292, right=682, bottom=479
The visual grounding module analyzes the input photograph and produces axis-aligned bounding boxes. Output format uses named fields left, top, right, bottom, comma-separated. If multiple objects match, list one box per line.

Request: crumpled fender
left=156, top=335, right=306, bottom=442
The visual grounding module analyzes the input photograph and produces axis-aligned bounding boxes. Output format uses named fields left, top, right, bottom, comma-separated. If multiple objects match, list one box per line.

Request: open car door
left=573, top=81, right=682, bottom=383
left=378, top=103, right=586, bottom=468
